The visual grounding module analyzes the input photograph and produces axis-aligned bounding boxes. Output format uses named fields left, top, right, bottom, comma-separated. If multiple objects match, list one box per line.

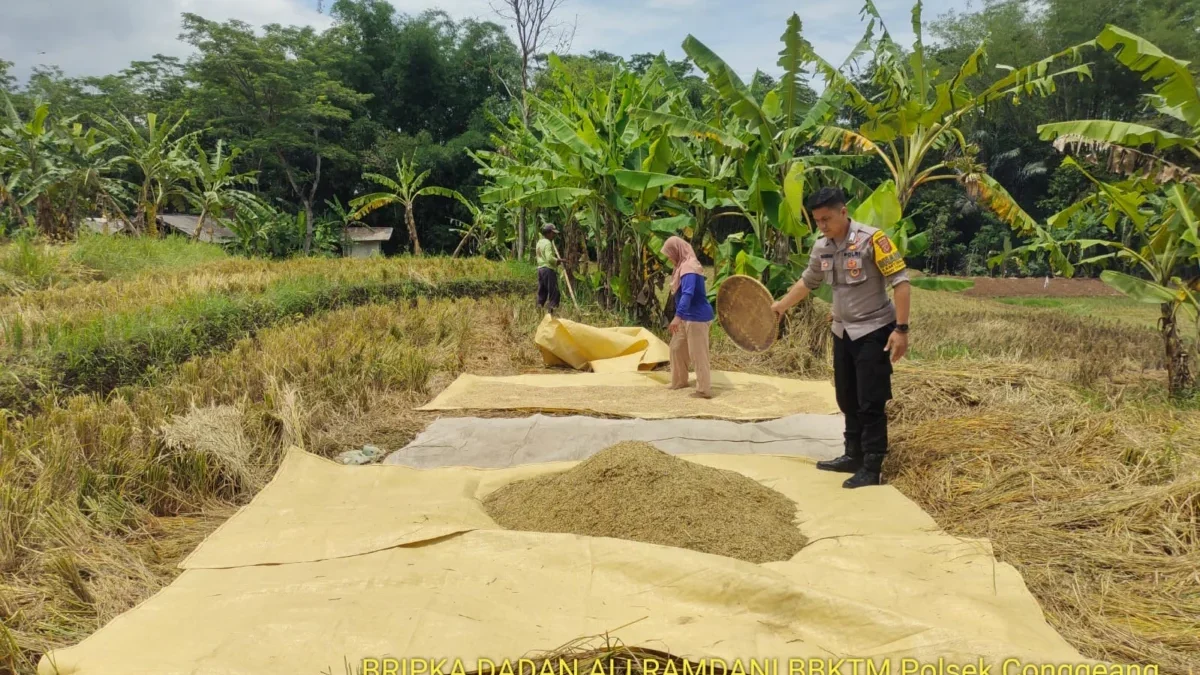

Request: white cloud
left=1, top=0, right=329, bottom=81
left=0, top=0, right=958, bottom=85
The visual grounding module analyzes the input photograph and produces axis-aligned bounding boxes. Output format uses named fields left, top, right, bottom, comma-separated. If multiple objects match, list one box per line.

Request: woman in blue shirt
left=661, top=236, right=715, bottom=399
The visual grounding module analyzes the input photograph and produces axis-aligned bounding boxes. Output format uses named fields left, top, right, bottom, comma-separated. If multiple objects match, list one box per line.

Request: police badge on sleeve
left=871, top=230, right=906, bottom=276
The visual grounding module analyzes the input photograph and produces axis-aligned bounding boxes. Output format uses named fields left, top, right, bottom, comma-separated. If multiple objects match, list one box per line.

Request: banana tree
left=350, top=156, right=474, bottom=256
left=1028, top=27, right=1200, bottom=397
left=97, top=111, right=198, bottom=237
left=0, top=99, right=67, bottom=237
left=475, top=57, right=715, bottom=321
left=1002, top=161, right=1197, bottom=396
left=675, top=13, right=875, bottom=297
left=184, top=140, right=261, bottom=242
left=1036, top=25, right=1199, bottom=187
left=815, top=0, right=1095, bottom=232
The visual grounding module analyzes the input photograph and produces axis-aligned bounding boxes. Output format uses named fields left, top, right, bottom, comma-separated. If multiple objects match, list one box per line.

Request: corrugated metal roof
left=161, top=214, right=236, bottom=244
left=344, top=226, right=394, bottom=242
left=82, top=218, right=127, bottom=234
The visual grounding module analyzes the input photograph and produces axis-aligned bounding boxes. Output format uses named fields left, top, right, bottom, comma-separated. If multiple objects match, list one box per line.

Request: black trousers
left=536, top=267, right=560, bottom=312
left=833, top=324, right=895, bottom=471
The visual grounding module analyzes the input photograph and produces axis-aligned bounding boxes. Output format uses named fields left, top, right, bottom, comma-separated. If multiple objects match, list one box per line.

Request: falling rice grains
left=482, top=442, right=806, bottom=563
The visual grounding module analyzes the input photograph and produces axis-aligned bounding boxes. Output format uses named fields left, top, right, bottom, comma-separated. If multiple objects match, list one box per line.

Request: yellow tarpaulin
left=40, top=448, right=1097, bottom=675
left=534, top=314, right=670, bottom=373
left=417, top=371, right=840, bottom=420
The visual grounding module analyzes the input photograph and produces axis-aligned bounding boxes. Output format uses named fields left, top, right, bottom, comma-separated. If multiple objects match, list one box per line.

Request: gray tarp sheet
left=384, top=413, right=844, bottom=468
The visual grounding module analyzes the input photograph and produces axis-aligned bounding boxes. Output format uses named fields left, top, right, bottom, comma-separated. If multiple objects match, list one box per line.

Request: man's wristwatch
left=895, top=323, right=909, bottom=334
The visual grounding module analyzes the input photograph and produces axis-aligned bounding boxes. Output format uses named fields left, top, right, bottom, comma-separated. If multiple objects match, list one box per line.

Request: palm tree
left=350, top=156, right=472, bottom=255
left=184, top=140, right=260, bottom=241
left=97, top=111, right=197, bottom=237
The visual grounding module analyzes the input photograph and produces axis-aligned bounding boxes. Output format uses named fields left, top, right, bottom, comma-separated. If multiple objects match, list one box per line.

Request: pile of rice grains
left=483, top=442, right=805, bottom=563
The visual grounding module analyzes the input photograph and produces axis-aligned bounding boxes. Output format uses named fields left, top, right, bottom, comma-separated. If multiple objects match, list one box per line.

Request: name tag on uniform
left=820, top=254, right=833, bottom=271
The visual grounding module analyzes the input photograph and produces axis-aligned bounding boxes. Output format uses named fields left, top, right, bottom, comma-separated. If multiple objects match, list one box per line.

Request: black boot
left=818, top=435, right=862, bottom=473
left=816, top=454, right=862, bottom=473
left=842, top=454, right=884, bottom=489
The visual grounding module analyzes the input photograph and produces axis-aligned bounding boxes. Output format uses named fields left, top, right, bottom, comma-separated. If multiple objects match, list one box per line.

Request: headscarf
left=661, top=236, right=704, bottom=293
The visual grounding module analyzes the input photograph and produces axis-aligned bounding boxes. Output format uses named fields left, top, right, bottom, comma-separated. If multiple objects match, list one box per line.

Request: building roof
left=345, top=226, right=394, bottom=243
left=161, top=214, right=236, bottom=244
left=82, top=218, right=127, bottom=235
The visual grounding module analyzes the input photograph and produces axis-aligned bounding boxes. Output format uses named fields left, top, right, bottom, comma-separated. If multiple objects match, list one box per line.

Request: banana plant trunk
left=690, top=211, right=709, bottom=256
left=194, top=211, right=207, bottom=242
left=36, top=195, right=58, bottom=240
left=1161, top=303, right=1195, bottom=399
left=145, top=202, right=159, bottom=238
left=563, top=217, right=583, bottom=290
left=404, top=202, right=423, bottom=256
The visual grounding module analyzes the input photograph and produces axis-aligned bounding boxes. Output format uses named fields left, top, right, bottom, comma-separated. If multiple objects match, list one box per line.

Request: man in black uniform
left=771, top=187, right=911, bottom=488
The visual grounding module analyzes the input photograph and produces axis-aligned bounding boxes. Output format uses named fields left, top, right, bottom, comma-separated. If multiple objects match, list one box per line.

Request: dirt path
left=960, top=276, right=1121, bottom=298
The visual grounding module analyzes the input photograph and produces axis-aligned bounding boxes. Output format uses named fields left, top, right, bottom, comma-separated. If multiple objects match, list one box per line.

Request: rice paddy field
left=0, top=238, right=1197, bottom=675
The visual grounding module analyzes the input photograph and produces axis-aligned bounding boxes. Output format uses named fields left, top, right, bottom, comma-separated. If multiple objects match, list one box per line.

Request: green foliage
left=0, top=232, right=72, bottom=291
left=69, top=232, right=228, bottom=279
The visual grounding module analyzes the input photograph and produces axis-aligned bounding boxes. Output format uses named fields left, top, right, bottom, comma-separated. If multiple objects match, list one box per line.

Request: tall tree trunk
left=304, top=130, right=322, bottom=256
left=1161, top=303, right=1195, bottom=399
left=405, top=202, right=422, bottom=256
left=517, top=208, right=527, bottom=260
left=302, top=199, right=315, bottom=256
left=515, top=76, right=531, bottom=261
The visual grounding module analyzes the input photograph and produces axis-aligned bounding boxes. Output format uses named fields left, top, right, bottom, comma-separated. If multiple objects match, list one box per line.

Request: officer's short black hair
left=806, top=186, right=847, bottom=212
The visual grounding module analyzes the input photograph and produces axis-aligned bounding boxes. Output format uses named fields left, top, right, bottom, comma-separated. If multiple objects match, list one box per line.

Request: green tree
left=184, top=140, right=262, bottom=241
left=181, top=14, right=370, bottom=253
left=96, top=111, right=197, bottom=237
left=818, top=1, right=1094, bottom=229
left=1021, top=26, right=1200, bottom=397
left=0, top=60, right=15, bottom=93
left=675, top=13, right=870, bottom=296
left=350, top=156, right=472, bottom=255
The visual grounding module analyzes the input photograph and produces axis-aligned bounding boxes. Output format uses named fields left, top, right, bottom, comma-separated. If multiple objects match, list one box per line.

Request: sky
left=0, top=0, right=965, bottom=85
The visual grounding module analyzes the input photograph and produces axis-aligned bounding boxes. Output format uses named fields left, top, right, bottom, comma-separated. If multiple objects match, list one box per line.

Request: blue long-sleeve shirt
left=675, top=273, right=715, bottom=322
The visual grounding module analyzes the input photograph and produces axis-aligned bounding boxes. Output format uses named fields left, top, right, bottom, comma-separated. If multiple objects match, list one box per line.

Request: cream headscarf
left=661, top=236, right=705, bottom=293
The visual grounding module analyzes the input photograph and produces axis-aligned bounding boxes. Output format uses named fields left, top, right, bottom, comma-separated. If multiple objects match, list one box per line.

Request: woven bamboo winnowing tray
left=716, top=274, right=779, bottom=353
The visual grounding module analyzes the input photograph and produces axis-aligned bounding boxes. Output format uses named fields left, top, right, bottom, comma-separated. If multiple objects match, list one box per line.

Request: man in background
left=536, top=223, right=563, bottom=314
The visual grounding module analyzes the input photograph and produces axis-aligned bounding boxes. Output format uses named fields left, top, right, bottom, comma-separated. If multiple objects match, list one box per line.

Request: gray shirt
left=801, top=220, right=910, bottom=340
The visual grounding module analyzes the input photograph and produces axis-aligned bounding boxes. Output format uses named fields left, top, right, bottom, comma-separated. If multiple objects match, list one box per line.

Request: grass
left=0, top=233, right=229, bottom=296
left=996, top=296, right=1165, bottom=331
left=0, top=237, right=85, bottom=293
left=68, top=232, right=229, bottom=280
left=0, top=241, right=1196, bottom=675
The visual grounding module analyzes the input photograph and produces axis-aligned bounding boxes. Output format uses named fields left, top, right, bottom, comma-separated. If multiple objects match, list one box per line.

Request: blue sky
left=2, top=0, right=965, bottom=83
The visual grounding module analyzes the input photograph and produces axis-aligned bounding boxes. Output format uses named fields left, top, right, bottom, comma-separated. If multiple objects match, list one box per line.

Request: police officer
left=770, top=187, right=911, bottom=488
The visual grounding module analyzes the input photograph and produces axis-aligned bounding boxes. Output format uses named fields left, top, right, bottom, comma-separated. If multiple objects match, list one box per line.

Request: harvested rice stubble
left=482, top=442, right=806, bottom=563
